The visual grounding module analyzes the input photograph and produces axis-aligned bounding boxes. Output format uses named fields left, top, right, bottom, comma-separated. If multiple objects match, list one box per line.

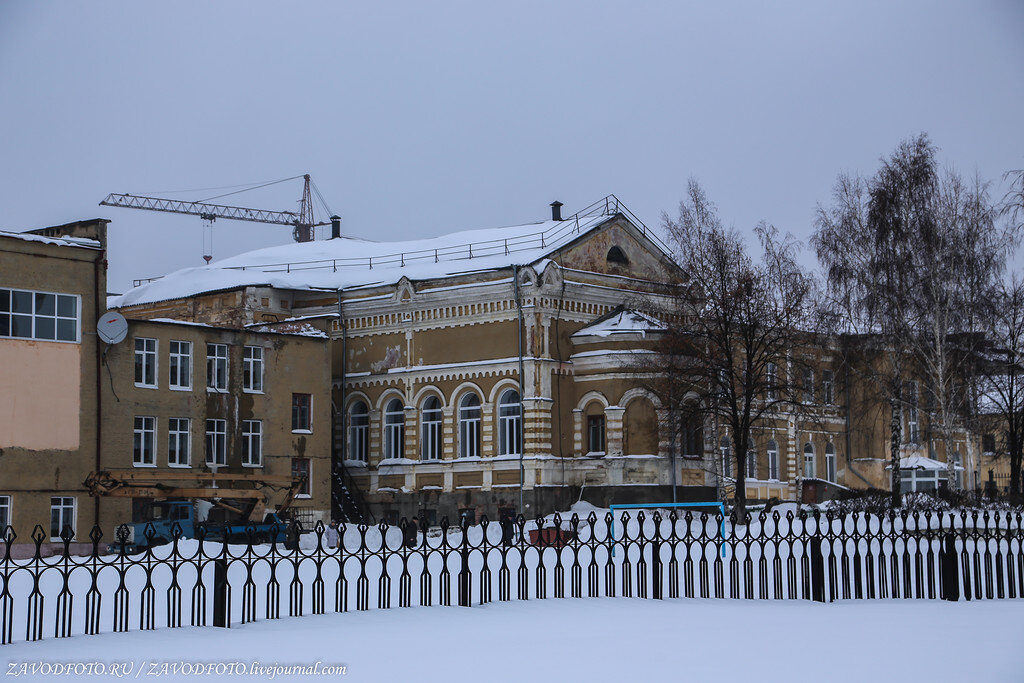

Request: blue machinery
left=609, top=502, right=727, bottom=558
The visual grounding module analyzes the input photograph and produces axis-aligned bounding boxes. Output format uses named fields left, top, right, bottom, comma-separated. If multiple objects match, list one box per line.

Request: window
left=746, top=448, right=757, bottom=480
left=803, top=443, right=815, bottom=479
left=606, top=246, right=629, bottom=265
left=349, top=401, right=369, bottom=462
left=983, top=434, right=996, bottom=454
left=0, top=288, right=79, bottom=342
left=498, top=389, right=522, bottom=456
left=291, top=457, right=311, bottom=498
left=169, top=340, right=191, bottom=390
left=134, top=338, right=157, bottom=387
left=421, top=396, right=442, bottom=460
left=205, top=419, right=227, bottom=466
left=243, top=346, right=264, bottom=393
left=904, top=381, right=919, bottom=444
left=822, top=370, right=835, bottom=405
left=133, top=416, right=156, bottom=466
left=384, top=398, right=405, bottom=460
left=242, top=420, right=263, bottom=467
left=802, top=368, right=814, bottom=404
left=458, top=394, right=481, bottom=459
left=0, top=495, right=10, bottom=531
left=587, top=414, right=606, bottom=454
left=680, top=411, right=702, bottom=458
left=766, top=363, right=777, bottom=401
left=767, top=439, right=779, bottom=480
left=206, top=343, right=228, bottom=392
left=168, top=418, right=191, bottom=467
left=292, top=393, right=312, bottom=432
left=900, top=467, right=947, bottom=493
left=50, top=497, right=75, bottom=541
left=825, top=442, right=837, bottom=483
left=719, top=437, right=732, bottom=478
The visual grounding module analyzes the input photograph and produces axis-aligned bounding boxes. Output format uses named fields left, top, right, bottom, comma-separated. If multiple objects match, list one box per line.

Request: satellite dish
left=97, top=311, right=128, bottom=344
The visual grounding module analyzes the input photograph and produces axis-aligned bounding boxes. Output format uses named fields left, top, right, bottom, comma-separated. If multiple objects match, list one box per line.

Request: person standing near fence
left=325, top=520, right=340, bottom=550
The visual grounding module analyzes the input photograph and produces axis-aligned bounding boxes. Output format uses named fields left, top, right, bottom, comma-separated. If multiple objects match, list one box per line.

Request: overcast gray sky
left=1, top=1, right=1022, bottom=294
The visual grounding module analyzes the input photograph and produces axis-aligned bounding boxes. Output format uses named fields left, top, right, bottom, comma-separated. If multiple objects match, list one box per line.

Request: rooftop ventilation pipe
left=330, top=215, right=341, bottom=239
left=550, top=201, right=563, bottom=221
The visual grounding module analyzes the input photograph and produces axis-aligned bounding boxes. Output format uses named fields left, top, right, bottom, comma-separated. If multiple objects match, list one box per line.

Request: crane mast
left=100, top=173, right=329, bottom=243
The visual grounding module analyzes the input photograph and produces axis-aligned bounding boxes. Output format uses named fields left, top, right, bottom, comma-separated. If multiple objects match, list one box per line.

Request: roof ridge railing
left=131, top=195, right=673, bottom=286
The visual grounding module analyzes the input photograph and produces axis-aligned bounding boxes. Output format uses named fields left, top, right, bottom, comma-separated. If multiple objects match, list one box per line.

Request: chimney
left=550, top=201, right=563, bottom=222
left=330, top=215, right=341, bottom=239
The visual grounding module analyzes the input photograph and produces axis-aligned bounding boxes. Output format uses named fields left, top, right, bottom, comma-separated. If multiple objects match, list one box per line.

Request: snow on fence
left=1, top=508, right=1022, bottom=645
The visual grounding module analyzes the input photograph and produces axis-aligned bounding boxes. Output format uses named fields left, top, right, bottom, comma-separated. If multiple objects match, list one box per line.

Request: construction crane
left=100, top=174, right=333, bottom=251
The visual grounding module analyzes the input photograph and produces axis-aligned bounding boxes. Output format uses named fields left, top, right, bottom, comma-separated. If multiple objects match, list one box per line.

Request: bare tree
left=813, top=135, right=935, bottom=507
left=651, top=180, right=814, bottom=520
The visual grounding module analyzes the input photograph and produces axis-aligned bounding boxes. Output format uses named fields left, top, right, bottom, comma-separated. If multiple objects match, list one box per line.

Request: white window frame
left=169, top=340, right=192, bottom=391
left=135, top=337, right=158, bottom=388
left=746, top=448, right=757, bottom=480
left=49, top=496, right=75, bottom=542
left=905, top=381, right=920, bottom=445
left=498, top=389, right=522, bottom=457
left=205, top=418, right=227, bottom=466
left=349, top=401, right=369, bottom=462
left=719, top=437, right=731, bottom=478
left=822, top=370, right=834, bottom=406
left=0, top=288, right=80, bottom=343
left=458, top=394, right=481, bottom=459
left=0, top=495, right=11, bottom=531
left=766, top=363, right=777, bottom=401
left=133, top=416, right=156, bottom=467
left=168, top=417, right=191, bottom=467
left=383, top=399, right=405, bottom=460
left=802, top=368, right=814, bottom=404
left=292, top=393, right=312, bottom=433
left=421, top=397, right=442, bottom=460
left=767, top=439, right=779, bottom=480
left=242, top=420, right=263, bottom=467
left=803, top=443, right=816, bottom=479
left=825, top=443, right=837, bottom=483
left=243, top=346, right=264, bottom=393
left=900, top=467, right=948, bottom=493
left=206, top=343, right=228, bottom=392
left=292, top=457, right=311, bottom=499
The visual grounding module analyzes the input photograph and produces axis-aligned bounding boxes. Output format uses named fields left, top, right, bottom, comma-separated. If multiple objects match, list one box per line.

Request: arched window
left=803, top=443, right=815, bottom=479
left=719, top=437, right=732, bottom=478
left=746, top=446, right=757, bottom=480
left=459, top=393, right=481, bottom=459
left=825, top=442, right=836, bottom=482
left=680, top=410, right=702, bottom=458
left=606, top=246, right=629, bottom=265
left=767, top=439, right=779, bottom=480
left=384, top=399, right=405, bottom=460
left=498, top=389, right=521, bottom=456
left=349, top=401, right=369, bottom=462
left=421, top=396, right=442, bottom=460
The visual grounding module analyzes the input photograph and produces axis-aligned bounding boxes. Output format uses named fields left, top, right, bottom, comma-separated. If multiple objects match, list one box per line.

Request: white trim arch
left=375, top=388, right=408, bottom=412
left=344, top=390, right=372, bottom=413
left=411, top=384, right=447, bottom=408
left=450, top=380, right=485, bottom=407
left=619, top=387, right=662, bottom=410
left=576, top=390, right=610, bottom=412
left=488, top=378, right=522, bottom=404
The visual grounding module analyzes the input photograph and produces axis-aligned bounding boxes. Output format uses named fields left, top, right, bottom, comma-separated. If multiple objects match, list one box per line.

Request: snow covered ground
left=2, top=597, right=1022, bottom=682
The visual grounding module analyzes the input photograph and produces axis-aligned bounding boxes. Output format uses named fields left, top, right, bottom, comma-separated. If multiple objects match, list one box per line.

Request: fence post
left=651, top=538, right=663, bottom=600
left=810, top=536, right=826, bottom=603
left=940, top=533, right=960, bottom=602
left=458, top=524, right=471, bottom=607
left=213, top=557, right=229, bottom=627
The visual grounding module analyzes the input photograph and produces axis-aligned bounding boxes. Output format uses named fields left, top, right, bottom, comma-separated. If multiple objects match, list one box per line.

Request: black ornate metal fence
left=2, top=508, right=1022, bottom=645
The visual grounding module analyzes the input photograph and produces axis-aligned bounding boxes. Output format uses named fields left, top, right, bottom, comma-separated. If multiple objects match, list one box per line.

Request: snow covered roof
left=888, top=455, right=962, bottom=471
left=0, top=230, right=101, bottom=250
left=110, top=207, right=629, bottom=309
left=572, top=308, right=667, bottom=340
